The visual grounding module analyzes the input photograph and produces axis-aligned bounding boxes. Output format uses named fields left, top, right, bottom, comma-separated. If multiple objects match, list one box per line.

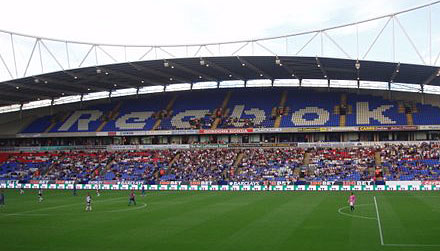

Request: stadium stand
left=2, top=143, right=439, bottom=183
left=21, top=89, right=440, bottom=134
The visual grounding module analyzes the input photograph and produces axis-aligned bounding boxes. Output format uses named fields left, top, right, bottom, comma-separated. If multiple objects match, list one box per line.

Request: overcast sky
left=0, top=0, right=438, bottom=81
left=0, top=0, right=433, bottom=45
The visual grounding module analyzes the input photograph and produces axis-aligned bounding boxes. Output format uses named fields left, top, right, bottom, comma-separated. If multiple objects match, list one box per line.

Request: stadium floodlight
left=96, top=68, right=102, bottom=74
left=273, top=79, right=300, bottom=87
left=22, top=99, right=52, bottom=110
left=330, top=80, right=358, bottom=89
left=83, top=91, right=110, bottom=101
left=163, top=61, right=170, bottom=68
left=275, top=58, right=282, bottom=66
left=111, top=88, right=137, bottom=97
left=15, top=86, right=19, bottom=89
left=302, top=79, right=328, bottom=87
left=192, top=81, right=217, bottom=90
left=355, top=61, right=360, bottom=70
left=219, top=80, right=245, bottom=88
left=437, top=69, right=440, bottom=77
left=0, top=104, right=20, bottom=114
left=165, top=83, right=191, bottom=92
left=53, top=95, right=81, bottom=105
left=247, top=79, right=272, bottom=87
left=200, top=59, right=205, bottom=66
left=34, top=79, right=40, bottom=83
left=138, top=85, right=164, bottom=94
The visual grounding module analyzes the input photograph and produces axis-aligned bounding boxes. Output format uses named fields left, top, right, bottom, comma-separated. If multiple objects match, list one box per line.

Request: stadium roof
left=0, top=56, right=440, bottom=112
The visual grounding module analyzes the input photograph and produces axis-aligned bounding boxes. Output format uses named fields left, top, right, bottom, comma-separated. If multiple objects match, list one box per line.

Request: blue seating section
left=281, top=91, right=340, bottom=127
left=0, top=162, right=51, bottom=180
left=103, top=95, right=170, bottom=131
left=345, top=94, right=406, bottom=126
left=22, top=116, right=52, bottom=133
left=49, top=103, right=115, bottom=133
left=413, top=104, right=440, bottom=125
left=384, top=160, right=440, bottom=181
left=21, top=89, right=440, bottom=133
left=160, top=90, right=225, bottom=130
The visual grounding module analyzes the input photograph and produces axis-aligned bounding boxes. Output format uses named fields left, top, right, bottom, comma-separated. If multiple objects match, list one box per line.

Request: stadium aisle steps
left=167, top=153, right=180, bottom=174
left=97, top=102, right=122, bottom=132
left=406, top=113, right=414, bottom=125
left=397, top=102, right=405, bottom=113
left=100, top=160, right=114, bottom=177
left=274, top=91, right=288, bottom=128
left=234, top=152, right=245, bottom=169
left=94, top=157, right=114, bottom=177
left=44, top=113, right=70, bottom=133
left=212, top=91, right=232, bottom=129
left=339, top=115, right=346, bottom=127
left=375, top=152, right=381, bottom=165
left=152, top=119, right=162, bottom=131
left=339, top=94, right=346, bottom=127
left=153, top=95, right=177, bottom=130
left=43, top=162, right=57, bottom=176
left=303, top=152, right=311, bottom=166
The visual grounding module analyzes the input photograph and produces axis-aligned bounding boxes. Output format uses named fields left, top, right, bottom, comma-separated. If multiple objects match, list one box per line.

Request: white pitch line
left=1, top=196, right=126, bottom=216
left=102, top=203, right=147, bottom=213
left=337, top=203, right=377, bottom=220
left=385, top=243, right=440, bottom=247
left=374, top=196, right=385, bottom=246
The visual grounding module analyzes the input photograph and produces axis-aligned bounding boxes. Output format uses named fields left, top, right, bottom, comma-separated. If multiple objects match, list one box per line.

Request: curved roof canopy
left=1, top=56, right=440, bottom=106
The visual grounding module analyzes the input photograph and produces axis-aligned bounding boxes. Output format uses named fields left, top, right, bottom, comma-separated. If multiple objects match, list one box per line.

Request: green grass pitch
left=1, top=190, right=440, bottom=251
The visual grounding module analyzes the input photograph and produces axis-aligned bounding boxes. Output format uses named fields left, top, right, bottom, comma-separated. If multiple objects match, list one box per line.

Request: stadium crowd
left=1, top=144, right=440, bottom=183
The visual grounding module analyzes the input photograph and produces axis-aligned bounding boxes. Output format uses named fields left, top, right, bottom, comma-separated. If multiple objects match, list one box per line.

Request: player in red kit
left=128, top=191, right=136, bottom=206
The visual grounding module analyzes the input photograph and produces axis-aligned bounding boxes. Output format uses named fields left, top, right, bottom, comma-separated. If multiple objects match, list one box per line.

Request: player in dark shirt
left=73, top=182, right=77, bottom=196
left=0, top=190, right=5, bottom=207
left=128, top=191, right=136, bottom=206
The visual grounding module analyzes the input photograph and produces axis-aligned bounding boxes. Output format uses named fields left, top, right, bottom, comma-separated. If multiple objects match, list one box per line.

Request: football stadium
left=1, top=1, right=440, bottom=250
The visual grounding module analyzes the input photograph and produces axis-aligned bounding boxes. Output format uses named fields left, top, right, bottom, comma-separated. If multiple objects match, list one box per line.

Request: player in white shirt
left=86, top=193, right=92, bottom=211
left=38, top=189, right=43, bottom=202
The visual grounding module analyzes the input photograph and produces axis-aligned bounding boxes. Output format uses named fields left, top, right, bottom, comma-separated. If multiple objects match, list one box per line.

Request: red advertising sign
left=199, top=128, right=254, bottom=134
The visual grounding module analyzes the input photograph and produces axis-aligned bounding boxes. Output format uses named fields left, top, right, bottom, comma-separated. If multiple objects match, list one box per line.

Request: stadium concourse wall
left=0, top=140, right=439, bottom=152
left=1, top=181, right=440, bottom=192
